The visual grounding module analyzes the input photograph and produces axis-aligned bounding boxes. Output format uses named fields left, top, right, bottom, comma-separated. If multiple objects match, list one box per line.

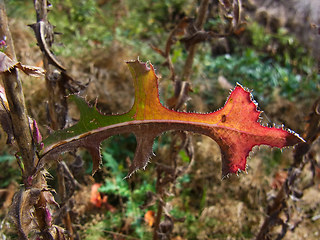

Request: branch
left=33, top=0, right=68, bottom=130
left=0, top=0, right=35, bottom=179
left=255, top=97, right=320, bottom=239
left=181, top=0, right=209, bottom=81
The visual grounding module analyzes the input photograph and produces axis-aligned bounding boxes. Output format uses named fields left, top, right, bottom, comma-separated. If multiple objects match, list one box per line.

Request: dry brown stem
left=255, top=97, right=320, bottom=239
left=0, top=0, right=35, bottom=180
left=33, top=1, right=76, bottom=239
left=181, top=0, right=209, bottom=81
left=34, top=0, right=68, bottom=130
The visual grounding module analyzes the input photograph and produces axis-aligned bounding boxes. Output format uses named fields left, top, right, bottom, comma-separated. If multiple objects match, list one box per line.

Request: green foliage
left=100, top=152, right=130, bottom=197
left=170, top=207, right=255, bottom=239
left=246, top=22, right=272, bottom=50
left=263, top=148, right=285, bottom=175
left=202, top=48, right=319, bottom=103
left=0, top=154, right=14, bottom=163
left=246, top=21, right=316, bottom=74
left=0, top=154, right=18, bottom=188
left=83, top=221, right=105, bottom=240
left=178, top=149, right=190, bottom=163
left=97, top=135, right=155, bottom=239
left=48, top=0, right=109, bottom=56
left=5, top=0, right=34, bottom=21
left=188, top=19, right=319, bottom=109
left=5, top=0, right=194, bottom=58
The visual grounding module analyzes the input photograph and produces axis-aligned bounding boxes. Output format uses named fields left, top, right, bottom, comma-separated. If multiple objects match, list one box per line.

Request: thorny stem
left=182, top=0, right=209, bottom=81
left=27, top=2, right=59, bottom=239
left=34, top=0, right=68, bottom=130
left=0, top=1, right=15, bottom=60
left=33, top=0, right=73, bottom=238
left=0, top=0, right=36, bottom=180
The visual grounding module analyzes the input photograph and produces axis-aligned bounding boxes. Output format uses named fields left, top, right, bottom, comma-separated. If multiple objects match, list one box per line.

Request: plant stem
left=0, top=0, right=35, bottom=180
left=182, top=0, right=209, bottom=81
left=34, top=0, right=68, bottom=130
left=153, top=200, right=163, bottom=240
left=33, top=1, right=73, bottom=238
left=256, top=97, right=320, bottom=239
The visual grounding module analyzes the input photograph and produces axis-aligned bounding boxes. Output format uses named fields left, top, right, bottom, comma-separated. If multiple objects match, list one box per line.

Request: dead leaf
left=16, top=63, right=45, bottom=77
left=8, top=188, right=41, bottom=238
left=0, top=51, right=44, bottom=77
left=0, top=51, right=17, bottom=72
left=144, top=210, right=155, bottom=227
left=90, top=183, right=103, bottom=208
left=90, top=183, right=113, bottom=210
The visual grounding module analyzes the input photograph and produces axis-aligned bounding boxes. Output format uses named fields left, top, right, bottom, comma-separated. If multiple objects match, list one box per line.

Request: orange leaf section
left=90, top=183, right=107, bottom=208
left=144, top=210, right=155, bottom=227
left=90, top=183, right=116, bottom=211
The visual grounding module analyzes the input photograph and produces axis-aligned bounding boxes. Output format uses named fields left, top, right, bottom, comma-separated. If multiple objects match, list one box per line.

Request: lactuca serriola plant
left=39, top=60, right=303, bottom=177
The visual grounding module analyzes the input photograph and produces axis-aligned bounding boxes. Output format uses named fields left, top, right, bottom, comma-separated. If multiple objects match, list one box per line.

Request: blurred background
left=0, top=0, right=320, bottom=239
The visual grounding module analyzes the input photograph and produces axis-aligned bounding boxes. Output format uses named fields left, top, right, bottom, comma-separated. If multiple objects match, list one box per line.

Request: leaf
left=40, top=59, right=303, bottom=178
left=0, top=51, right=17, bottom=72
left=8, top=188, right=41, bottom=239
left=144, top=210, right=155, bottom=227
left=0, top=51, right=45, bottom=77
left=90, top=183, right=107, bottom=208
left=15, top=63, right=45, bottom=78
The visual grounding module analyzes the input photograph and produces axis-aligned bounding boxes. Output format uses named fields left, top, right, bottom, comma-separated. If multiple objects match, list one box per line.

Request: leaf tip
left=285, top=130, right=305, bottom=145
left=87, top=145, right=102, bottom=175
left=126, top=59, right=151, bottom=74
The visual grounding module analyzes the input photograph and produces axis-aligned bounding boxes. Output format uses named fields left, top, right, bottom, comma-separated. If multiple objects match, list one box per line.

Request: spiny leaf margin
left=40, top=59, right=303, bottom=178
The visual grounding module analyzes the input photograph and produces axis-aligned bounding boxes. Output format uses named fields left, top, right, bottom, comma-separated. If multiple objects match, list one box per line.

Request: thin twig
left=182, top=0, right=209, bottom=81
